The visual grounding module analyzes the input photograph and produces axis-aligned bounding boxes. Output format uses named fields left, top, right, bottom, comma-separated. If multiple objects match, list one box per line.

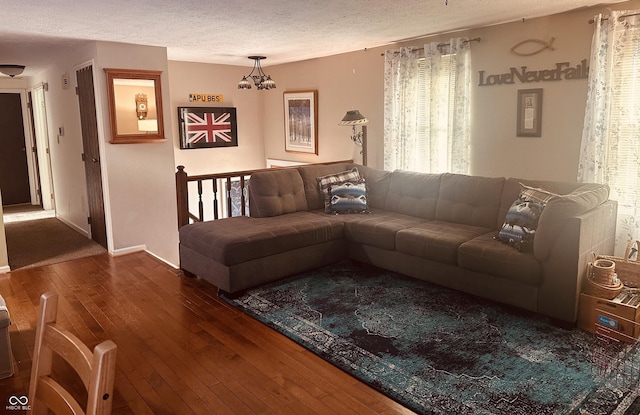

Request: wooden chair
left=28, top=292, right=117, bottom=415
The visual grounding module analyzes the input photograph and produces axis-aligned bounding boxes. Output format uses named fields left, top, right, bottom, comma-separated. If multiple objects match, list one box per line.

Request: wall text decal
left=478, top=59, right=588, bottom=86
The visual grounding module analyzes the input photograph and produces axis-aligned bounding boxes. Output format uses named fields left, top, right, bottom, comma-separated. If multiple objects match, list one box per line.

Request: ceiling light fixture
left=237, top=56, right=276, bottom=90
left=0, top=64, right=25, bottom=78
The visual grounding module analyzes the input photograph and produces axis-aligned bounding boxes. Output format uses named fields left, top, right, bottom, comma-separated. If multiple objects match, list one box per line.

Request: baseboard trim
left=56, top=215, right=90, bottom=238
left=145, top=250, right=179, bottom=269
left=0, top=265, right=10, bottom=274
left=110, top=245, right=146, bottom=257
left=109, top=246, right=178, bottom=269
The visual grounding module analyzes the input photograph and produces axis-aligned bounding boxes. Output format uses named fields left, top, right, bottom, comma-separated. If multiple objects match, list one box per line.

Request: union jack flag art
left=179, top=107, right=238, bottom=149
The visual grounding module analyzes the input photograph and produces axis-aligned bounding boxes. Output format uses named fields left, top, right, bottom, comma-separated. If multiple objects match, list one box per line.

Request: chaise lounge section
left=178, top=162, right=616, bottom=323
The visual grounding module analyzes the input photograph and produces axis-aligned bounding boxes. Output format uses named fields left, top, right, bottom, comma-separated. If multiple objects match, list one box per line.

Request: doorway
left=3, top=203, right=105, bottom=270
left=28, top=85, right=55, bottom=210
left=0, top=92, right=31, bottom=206
left=76, top=65, right=107, bottom=248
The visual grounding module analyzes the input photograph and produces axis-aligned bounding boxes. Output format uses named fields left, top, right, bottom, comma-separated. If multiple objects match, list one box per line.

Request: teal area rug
left=220, top=261, right=640, bottom=414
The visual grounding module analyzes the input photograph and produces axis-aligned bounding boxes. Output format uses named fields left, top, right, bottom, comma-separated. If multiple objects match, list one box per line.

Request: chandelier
left=237, top=56, right=276, bottom=90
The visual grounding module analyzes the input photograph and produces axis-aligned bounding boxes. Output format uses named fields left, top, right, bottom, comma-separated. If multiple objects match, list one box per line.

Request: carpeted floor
left=221, top=261, right=640, bottom=415
left=4, top=216, right=106, bottom=270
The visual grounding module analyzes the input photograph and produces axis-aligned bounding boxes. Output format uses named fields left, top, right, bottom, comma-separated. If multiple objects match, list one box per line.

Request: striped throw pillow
left=316, top=168, right=360, bottom=213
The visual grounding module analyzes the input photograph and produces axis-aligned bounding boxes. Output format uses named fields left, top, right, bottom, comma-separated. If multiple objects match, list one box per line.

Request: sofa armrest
left=534, top=184, right=610, bottom=261
left=536, top=200, right=617, bottom=322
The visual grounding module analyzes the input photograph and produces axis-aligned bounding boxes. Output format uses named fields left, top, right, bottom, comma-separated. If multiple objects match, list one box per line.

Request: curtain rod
left=380, top=37, right=481, bottom=56
left=588, top=12, right=640, bottom=24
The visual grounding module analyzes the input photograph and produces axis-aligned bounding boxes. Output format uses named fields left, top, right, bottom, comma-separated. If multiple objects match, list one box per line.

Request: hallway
left=2, top=204, right=106, bottom=270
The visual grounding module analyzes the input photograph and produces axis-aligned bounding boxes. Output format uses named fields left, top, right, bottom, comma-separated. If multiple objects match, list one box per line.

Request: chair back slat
left=43, top=325, right=93, bottom=387
left=37, top=377, right=85, bottom=415
left=28, top=292, right=117, bottom=415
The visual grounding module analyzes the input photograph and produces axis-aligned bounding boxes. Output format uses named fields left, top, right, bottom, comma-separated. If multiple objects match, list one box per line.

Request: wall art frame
left=104, top=68, right=166, bottom=144
left=283, top=90, right=318, bottom=154
left=516, top=88, right=543, bottom=137
left=178, top=106, right=238, bottom=149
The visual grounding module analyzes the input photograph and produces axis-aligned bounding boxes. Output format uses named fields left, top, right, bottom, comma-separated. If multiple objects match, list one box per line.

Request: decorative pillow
left=316, top=167, right=360, bottom=213
left=496, top=198, right=545, bottom=252
left=496, top=183, right=559, bottom=252
left=519, top=183, right=559, bottom=204
left=329, top=180, right=370, bottom=214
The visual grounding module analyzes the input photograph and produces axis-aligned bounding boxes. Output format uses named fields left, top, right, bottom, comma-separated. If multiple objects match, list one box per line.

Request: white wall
left=29, top=42, right=98, bottom=236
left=168, top=61, right=266, bottom=174
left=0, top=78, right=28, bottom=89
left=263, top=52, right=381, bottom=166
left=468, top=10, right=595, bottom=181
left=95, top=42, right=179, bottom=265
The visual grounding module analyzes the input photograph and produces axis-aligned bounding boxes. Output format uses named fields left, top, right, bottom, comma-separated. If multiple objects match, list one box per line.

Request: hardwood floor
left=0, top=252, right=416, bottom=414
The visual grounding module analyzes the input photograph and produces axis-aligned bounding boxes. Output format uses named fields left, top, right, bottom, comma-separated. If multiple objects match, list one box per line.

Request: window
left=415, top=55, right=457, bottom=172
left=383, top=39, right=471, bottom=174
left=579, top=11, right=640, bottom=252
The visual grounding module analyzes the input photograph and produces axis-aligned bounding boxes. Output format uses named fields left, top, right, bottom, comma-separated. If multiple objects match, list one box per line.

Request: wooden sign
left=189, top=94, right=223, bottom=103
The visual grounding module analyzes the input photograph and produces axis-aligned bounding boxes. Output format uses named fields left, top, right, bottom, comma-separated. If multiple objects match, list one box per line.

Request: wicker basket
left=598, top=241, right=640, bottom=288
left=584, top=272, right=624, bottom=299
left=584, top=255, right=623, bottom=299
left=591, top=258, right=617, bottom=285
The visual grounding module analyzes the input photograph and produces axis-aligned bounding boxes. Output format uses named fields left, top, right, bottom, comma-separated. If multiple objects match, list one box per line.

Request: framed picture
left=516, top=89, right=543, bottom=137
left=284, top=90, right=318, bottom=154
left=178, top=106, right=238, bottom=149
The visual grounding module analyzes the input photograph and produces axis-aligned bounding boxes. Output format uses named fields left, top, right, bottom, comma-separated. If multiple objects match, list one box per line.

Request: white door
left=32, top=85, right=55, bottom=210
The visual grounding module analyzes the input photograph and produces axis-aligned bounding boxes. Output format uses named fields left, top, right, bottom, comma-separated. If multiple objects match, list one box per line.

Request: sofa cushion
left=458, top=232, right=542, bottom=286
left=317, top=167, right=361, bottom=213
left=435, top=173, right=504, bottom=229
left=179, top=212, right=344, bottom=266
left=347, top=164, right=392, bottom=209
left=384, top=170, right=441, bottom=219
left=344, top=211, right=427, bottom=250
left=329, top=180, right=369, bottom=214
left=248, top=168, right=308, bottom=217
left=396, top=221, right=491, bottom=265
left=297, top=163, right=351, bottom=210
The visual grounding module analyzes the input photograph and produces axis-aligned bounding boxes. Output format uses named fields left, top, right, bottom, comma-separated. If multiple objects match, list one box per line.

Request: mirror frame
left=104, top=68, right=166, bottom=144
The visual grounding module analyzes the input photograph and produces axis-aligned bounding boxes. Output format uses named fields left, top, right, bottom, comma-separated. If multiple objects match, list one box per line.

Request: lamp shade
left=339, top=110, right=368, bottom=126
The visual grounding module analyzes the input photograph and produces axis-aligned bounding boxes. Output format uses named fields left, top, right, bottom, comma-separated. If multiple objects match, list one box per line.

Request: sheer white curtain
left=383, top=38, right=471, bottom=174
left=383, top=47, right=421, bottom=172
left=578, top=11, right=640, bottom=255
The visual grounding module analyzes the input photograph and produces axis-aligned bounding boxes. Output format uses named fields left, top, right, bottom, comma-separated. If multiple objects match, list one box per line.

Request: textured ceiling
left=0, top=0, right=627, bottom=76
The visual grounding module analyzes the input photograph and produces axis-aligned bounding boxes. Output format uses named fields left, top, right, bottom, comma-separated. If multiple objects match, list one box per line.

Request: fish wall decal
left=511, top=37, right=555, bottom=56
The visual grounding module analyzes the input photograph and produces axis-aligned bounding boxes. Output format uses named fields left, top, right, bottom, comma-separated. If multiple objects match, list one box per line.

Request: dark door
left=76, top=66, right=108, bottom=248
left=0, top=93, right=31, bottom=205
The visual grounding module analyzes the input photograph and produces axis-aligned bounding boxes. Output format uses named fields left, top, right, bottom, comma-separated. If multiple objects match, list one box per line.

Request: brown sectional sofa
left=178, top=162, right=617, bottom=323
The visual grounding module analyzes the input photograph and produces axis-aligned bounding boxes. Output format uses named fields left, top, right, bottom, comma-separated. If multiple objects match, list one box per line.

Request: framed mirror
left=104, top=68, right=166, bottom=143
